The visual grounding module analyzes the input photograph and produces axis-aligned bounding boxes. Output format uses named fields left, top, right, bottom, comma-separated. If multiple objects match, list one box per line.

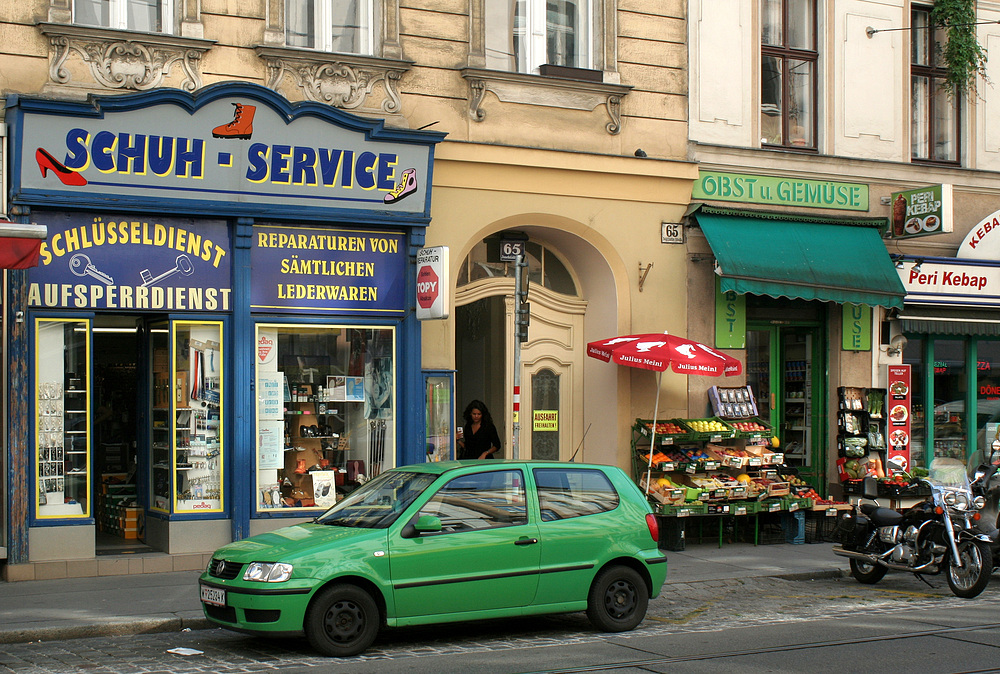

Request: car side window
left=533, top=468, right=619, bottom=521
left=418, top=470, right=527, bottom=534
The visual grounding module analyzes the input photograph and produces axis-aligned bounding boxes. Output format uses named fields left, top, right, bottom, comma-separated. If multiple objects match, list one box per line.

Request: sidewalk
left=0, top=542, right=849, bottom=645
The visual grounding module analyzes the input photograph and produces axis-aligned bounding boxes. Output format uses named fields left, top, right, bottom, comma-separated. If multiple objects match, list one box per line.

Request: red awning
left=0, top=221, right=47, bottom=269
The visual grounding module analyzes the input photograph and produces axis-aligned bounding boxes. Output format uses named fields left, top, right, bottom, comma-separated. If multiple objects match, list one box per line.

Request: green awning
left=694, top=212, right=905, bottom=310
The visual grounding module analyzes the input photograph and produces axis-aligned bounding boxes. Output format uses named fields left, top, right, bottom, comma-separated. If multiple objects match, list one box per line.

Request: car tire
left=586, top=565, right=648, bottom=632
left=304, top=584, right=380, bottom=657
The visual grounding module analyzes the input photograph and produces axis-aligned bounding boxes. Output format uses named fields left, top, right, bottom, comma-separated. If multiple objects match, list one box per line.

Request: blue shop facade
left=3, top=83, right=444, bottom=571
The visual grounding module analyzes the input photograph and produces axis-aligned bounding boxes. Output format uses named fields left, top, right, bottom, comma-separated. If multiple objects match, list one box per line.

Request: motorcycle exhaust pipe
left=832, top=546, right=938, bottom=573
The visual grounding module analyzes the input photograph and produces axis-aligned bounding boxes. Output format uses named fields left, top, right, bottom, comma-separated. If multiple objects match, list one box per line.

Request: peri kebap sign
left=888, top=184, right=953, bottom=239
left=25, top=211, right=231, bottom=312
left=886, top=365, right=912, bottom=475
left=251, top=224, right=405, bottom=315
left=7, top=83, right=443, bottom=219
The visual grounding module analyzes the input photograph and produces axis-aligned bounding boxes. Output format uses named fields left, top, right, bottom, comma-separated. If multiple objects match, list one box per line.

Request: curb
left=0, top=615, right=213, bottom=645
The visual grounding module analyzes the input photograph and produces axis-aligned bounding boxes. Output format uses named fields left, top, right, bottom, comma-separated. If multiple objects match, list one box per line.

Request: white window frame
left=74, top=0, right=174, bottom=33
left=286, top=0, right=376, bottom=55
left=488, top=0, right=593, bottom=74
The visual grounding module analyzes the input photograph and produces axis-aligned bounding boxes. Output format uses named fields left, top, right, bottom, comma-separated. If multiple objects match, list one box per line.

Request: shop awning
left=0, top=221, right=46, bottom=269
left=693, top=210, right=905, bottom=310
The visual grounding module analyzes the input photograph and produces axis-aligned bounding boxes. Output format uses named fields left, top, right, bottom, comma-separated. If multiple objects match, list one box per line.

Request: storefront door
left=747, top=323, right=825, bottom=486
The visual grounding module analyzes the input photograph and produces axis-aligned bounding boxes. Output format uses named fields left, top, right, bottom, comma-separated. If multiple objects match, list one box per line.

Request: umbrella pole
left=646, top=370, right=662, bottom=495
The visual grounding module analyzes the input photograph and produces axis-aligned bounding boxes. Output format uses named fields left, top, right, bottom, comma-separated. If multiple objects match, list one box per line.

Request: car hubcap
left=325, top=599, right=364, bottom=642
left=604, top=579, right=637, bottom=619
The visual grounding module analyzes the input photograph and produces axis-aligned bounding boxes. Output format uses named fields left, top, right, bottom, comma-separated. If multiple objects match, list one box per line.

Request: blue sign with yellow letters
left=25, top=211, right=231, bottom=312
left=251, top=224, right=405, bottom=315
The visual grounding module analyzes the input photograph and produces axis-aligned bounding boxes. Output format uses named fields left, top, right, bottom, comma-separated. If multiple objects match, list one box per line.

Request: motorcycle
left=969, top=451, right=1000, bottom=568
left=833, top=467, right=994, bottom=599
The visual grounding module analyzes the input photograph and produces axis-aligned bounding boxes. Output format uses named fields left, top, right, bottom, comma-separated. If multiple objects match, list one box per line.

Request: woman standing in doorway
left=457, top=400, right=502, bottom=460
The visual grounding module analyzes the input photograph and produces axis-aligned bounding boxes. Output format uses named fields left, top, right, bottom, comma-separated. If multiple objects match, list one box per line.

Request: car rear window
left=532, top=468, right=620, bottom=521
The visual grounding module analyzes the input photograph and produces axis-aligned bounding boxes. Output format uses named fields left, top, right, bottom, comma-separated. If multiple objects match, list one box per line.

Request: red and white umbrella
left=587, top=332, right=743, bottom=493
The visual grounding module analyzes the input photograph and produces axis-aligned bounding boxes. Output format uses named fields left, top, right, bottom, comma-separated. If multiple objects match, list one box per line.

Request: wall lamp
left=886, top=334, right=908, bottom=357
left=911, top=258, right=924, bottom=274
left=890, top=254, right=904, bottom=269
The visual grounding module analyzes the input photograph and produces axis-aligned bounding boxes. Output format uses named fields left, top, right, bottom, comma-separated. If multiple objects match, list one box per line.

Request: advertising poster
left=886, top=364, right=912, bottom=473
left=257, top=371, right=284, bottom=420
left=258, top=420, right=283, bottom=470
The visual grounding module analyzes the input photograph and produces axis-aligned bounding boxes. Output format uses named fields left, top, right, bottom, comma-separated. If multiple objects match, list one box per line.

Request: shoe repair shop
left=4, top=83, right=444, bottom=566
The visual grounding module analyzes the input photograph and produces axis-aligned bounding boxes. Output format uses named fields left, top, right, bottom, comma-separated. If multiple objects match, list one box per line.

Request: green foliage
left=931, top=0, right=989, bottom=99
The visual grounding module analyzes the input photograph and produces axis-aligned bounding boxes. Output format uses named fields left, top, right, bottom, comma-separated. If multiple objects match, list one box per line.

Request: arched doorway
left=454, top=238, right=586, bottom=460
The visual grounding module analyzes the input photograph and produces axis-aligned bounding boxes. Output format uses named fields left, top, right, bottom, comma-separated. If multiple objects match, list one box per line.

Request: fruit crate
left=730, top=417, right=772, bottom=440
left=633, top=418, right=692, bottom=444
left=804, top=509, right=846, bottom=544
left=677, top=417, right=737, bottom=441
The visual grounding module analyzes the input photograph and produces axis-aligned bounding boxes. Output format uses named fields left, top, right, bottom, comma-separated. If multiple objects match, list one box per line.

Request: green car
left=199, top=461, right=667, bottom=656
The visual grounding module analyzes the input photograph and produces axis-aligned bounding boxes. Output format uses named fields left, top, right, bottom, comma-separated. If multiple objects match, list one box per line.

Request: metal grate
left=208, top=558, right=243, bottom=580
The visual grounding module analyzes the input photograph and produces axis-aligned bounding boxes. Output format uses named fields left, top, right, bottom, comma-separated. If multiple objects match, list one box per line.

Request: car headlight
left=243, top=562, right=294, bottom=582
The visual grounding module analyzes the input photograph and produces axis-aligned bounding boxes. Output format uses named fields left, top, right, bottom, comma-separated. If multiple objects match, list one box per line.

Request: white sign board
left=898, top=259, right=1000, bottom=306
left=416, top=246, right=450, bottom=320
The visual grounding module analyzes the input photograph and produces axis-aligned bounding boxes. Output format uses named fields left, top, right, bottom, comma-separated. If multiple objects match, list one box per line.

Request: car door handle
left=514, top=537, right=538, bottom=546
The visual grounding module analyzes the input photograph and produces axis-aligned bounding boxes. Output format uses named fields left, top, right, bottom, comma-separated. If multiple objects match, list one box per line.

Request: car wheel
left=586, top=565, right=648, bottom=632
left=304, top=584, right=380, bottom=657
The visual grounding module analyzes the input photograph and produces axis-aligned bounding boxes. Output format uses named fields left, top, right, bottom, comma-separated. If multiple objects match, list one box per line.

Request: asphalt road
left=2, top=572, right=1000, bottom=673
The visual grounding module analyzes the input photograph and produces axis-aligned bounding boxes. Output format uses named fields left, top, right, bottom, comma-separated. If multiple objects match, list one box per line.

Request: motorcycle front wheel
left=947, top=539, right=993, bottom=599
left=849, top=557, right=888, bottom=584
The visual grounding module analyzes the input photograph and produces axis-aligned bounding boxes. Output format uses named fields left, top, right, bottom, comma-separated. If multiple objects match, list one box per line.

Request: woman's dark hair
left=462, top=399, right=495, bottom=428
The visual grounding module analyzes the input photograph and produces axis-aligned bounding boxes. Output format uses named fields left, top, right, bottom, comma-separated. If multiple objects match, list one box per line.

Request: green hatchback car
left=199, top=461, right=667, bottom=656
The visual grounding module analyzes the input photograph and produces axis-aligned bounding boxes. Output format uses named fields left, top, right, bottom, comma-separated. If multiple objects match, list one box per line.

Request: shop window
left=286, top=0, right=377, bottom=54
left=760, top=0, right=817, bottom=149
left=932, top=338, right=967, bottom=465
left=34, top=318, right=91, bottom=520
left=458, top=239, right=578, bottom=296
left=417, top=470, right=527, bottom=533
left=255, top=325, right=395, bottom=513
left=149, top=321, right=224, bottom=514
left=74, top=0, right=172, bottom=32
left=911, top=6, right=960, bottom=164
left=973, top=340, right=1000, bottom=465
left=533, top=467, right=617, bottom=520
left=485, top=0, right=593, bottom=73
left=424, top=373, right=455, bottom=462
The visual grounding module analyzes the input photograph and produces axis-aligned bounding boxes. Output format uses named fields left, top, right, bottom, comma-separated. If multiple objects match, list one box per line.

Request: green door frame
left=748, top=321, right=828, bottom=488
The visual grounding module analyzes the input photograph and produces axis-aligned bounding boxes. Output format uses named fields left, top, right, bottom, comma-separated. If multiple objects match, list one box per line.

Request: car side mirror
left=862, top=475, right=879, bottom=500
left=414, top=515, right=442, bottom=533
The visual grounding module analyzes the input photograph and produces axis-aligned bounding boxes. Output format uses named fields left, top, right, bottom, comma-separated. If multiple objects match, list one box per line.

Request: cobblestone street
left=1, top=572, right=989, bottom=674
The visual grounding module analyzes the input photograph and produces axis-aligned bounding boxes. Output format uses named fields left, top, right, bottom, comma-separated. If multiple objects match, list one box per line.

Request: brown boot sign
left=212, top=102, right=256, bottom=139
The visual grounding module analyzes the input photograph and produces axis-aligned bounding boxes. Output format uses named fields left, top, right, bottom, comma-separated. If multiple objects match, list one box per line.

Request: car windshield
left=314, top=470, right=437, bottom=529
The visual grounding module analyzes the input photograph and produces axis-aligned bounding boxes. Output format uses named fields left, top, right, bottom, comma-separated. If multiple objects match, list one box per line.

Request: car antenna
left=568, top=423, right=592, bottom=463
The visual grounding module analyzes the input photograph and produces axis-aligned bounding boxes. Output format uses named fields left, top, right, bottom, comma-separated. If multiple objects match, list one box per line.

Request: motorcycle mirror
left=862, top=475, right=879, bottom=500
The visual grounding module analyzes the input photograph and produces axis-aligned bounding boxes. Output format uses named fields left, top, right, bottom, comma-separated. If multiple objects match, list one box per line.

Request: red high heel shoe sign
left=10, top=85, right=442, bottom=219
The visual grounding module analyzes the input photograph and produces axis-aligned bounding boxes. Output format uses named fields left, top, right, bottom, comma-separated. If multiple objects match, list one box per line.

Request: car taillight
left=645, top=513, right=659, bottom=543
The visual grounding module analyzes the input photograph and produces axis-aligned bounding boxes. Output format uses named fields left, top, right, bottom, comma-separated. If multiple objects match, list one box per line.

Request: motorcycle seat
left=859, top=503, right=903, bottom=526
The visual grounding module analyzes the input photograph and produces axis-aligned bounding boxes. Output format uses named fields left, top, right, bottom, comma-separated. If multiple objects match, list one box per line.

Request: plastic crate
left=677, top=417, right=737, bottom=441
left=804, top=510, right=844, bottom=544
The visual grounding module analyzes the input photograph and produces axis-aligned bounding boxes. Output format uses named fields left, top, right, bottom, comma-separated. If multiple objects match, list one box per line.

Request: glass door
left=746, top=323, right=825, bottom=487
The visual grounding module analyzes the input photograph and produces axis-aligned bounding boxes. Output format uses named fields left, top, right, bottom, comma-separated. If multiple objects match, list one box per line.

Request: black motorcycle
left=970, top=453, right=1000, bottom=568
left=833, top=471, right=994, bottom=599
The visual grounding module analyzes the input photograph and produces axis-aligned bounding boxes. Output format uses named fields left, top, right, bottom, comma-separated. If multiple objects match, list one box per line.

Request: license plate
left=201, top=584, right=226, bottom=607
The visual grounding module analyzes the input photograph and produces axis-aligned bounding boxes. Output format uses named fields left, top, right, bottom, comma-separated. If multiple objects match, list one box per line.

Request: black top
left=459, top=422, right=502, bottom=460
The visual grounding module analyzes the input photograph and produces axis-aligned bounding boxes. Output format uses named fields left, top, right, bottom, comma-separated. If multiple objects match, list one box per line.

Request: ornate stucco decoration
left=460, top=68, right=632, bottom=135
left=38, top=23, right=214, bottom=92
left=256, top=46, right=411, bottom=115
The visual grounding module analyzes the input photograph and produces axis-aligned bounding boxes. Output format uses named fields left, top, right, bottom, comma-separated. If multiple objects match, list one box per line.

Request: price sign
left=499, top=239, right=525, bottom=262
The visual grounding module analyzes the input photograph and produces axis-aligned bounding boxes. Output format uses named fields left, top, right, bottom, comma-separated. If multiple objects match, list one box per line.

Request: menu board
left=886, top=364, right=912, bottom=473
